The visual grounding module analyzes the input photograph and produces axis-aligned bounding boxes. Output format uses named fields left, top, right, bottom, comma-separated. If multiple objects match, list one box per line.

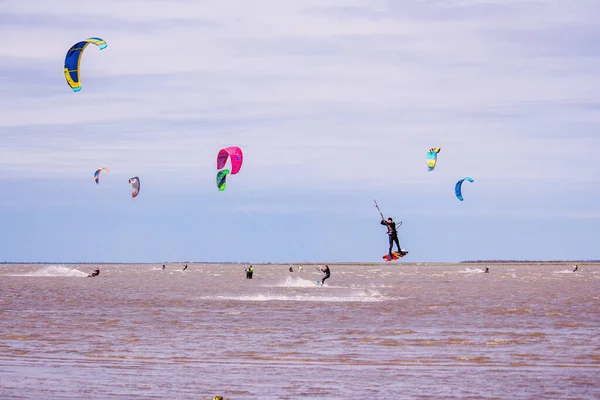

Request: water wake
left=201, top=292, right=386, bottom=302
left=275, top=276, right=322, bottom=288
left=10, top=265, right=88, bottom=277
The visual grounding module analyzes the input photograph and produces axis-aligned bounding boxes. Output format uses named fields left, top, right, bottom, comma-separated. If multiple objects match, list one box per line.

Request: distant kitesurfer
left=484, top=267, right=489, bottom=273
left=320, top=265, right=331, bottom=285
left=162, top=264, right=166, bottom=270
left=573, top=265, right=578, bottom=272
left=289, top=266, right=293, bottom=272
left=381, top=217, right=402, bottom=257
left=88, top=267, right=100, bottom=278
left=183, top=264, right=188, bottom=271
left=246, top=266, right=254, bottom=279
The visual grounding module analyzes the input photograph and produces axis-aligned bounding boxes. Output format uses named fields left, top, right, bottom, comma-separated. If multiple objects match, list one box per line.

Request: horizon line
left=1, top=260, right=598, bottom=265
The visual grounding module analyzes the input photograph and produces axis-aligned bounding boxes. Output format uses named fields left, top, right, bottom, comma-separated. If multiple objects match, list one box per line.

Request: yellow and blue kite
left=426, top=147, right=441, bottom=171
left=94, top=167, right=108, bottom=184
left=64, top=37, right=107, bottom=92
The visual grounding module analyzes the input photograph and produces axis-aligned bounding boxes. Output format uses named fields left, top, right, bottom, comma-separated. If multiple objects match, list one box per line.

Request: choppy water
left=1, top=263, right=599, bottom=399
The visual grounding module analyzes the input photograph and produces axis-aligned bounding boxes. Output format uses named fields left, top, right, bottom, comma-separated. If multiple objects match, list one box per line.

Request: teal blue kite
left=217, top=169, right=230, bottom=191
left=64, top=37, right=107, bottom=92
left=455, top=177, right=474, bottom=201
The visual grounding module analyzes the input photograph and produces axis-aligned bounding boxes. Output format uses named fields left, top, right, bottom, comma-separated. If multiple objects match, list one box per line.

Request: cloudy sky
left=1, top=0, right=599, bottom=263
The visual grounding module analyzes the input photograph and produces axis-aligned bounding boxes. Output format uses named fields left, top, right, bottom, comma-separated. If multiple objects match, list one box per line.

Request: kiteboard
left=382, top=250, right=408, bottom=262
left=316, top=281, right=322, bottom=286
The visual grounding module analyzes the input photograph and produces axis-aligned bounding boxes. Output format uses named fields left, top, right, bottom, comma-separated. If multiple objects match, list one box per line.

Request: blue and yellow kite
left=94, top=167, right=108, bottom=184
left=64, top=37, right=107, bottom=92
left=426, top=147, right=441, bottom=171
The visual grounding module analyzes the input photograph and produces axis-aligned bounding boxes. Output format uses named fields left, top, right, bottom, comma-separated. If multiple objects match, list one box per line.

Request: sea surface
left=1, top=262, right=599, bottom=399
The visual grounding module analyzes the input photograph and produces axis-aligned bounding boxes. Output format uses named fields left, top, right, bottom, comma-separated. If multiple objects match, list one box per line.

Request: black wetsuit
left=381, top=220, right=401, bottom=256
left=321, top=267, right=331, bottom=285
left=89, top=269, right=100, bottom=277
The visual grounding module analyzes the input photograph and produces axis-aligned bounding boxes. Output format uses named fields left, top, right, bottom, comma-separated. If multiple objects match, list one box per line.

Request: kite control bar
left=374, top=199, right=402, bottom=226
left=373, top=199, right=384, bottom=220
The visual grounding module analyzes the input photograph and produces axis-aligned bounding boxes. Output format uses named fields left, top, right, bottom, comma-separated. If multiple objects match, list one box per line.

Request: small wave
left=349, top=283, right=390, bottom=289
left=457, top=268, right=485, bottom=274
left=9, top=265, right=88, bottom=277
left=199, top=292, right=385, bottom=302
left=553, top=270, right=577, bottom=274
left=275, top=276, right=319, bottom=287
left=274, top=276, right=343, bottom=288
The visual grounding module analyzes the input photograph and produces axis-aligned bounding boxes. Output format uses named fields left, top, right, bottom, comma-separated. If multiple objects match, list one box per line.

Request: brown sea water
left=1, top=263, right=599, bottom=399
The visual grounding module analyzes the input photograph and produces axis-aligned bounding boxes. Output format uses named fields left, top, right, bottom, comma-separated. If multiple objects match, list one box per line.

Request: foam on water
left=275, top=276, right=349, bottom=289
left=275, top=276, right=322, bottom=288
left=554, top=270, right=577, bottom=274
left=9, top=265, right=88, bottom=277
left=202, top=290, right=386, bottom=302
left=457, top=268, right=485, bottom=274
left=349, top=283, right=389, bottom=289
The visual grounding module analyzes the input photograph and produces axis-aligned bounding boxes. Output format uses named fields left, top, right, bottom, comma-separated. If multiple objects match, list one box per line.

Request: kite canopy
left=426, top=147, right=441, bottom=171
left=455, top=177, right=474, bottom=201
left=216, top=169, right=230, bottom=191
left=217, top=147, right=243, bottom=175
left=94, top=167, right=108, bottom=184
left=129, top=177, right=140, bottom=198
left=64, top=37, right=107, bottom=92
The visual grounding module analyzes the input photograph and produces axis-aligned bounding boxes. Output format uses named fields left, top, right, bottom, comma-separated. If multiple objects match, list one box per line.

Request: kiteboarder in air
left=381, top=217, right=402, bottom=258
left=319, top=265, right=331, bottom=286
left=88, top=267, right=100, bottom=278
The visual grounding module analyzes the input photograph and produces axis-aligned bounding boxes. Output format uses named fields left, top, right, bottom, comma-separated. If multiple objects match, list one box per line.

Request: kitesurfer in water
left=246, top=266, right=254, bottom=279
left=183, top=264, right=188, bottom=271
left=162, top=264, right=166, bottom=270
left=320, top=265, right=331, bottom=285
left=484, top=267, right=490, bottom=273
left=381, top=217, right=402, bottom=257
left=289, top=266, right=293, bottom=272
left=573, top=265, right=578, bottom=272
left=88, top=267, right=100, bottom=278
